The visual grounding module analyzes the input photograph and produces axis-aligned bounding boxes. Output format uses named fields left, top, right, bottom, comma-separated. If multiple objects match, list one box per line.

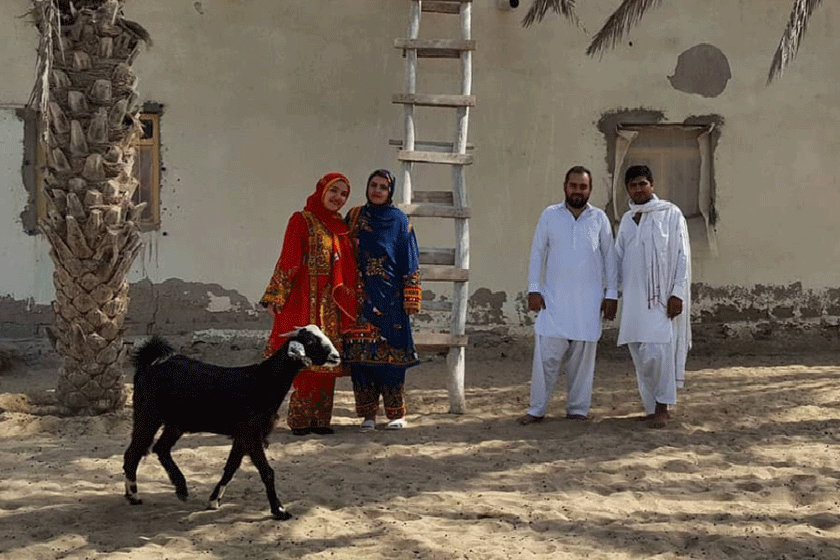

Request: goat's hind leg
left=246, top=438, right=291, bottom=521
left=207, top=438, right=246, bottom=511
left=123, top=419, right=161, bottom=505
left=153, top=424, right=188, bottom=500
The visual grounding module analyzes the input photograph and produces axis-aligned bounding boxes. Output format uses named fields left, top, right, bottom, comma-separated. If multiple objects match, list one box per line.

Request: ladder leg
left=447, top=346, right=466, bottom=414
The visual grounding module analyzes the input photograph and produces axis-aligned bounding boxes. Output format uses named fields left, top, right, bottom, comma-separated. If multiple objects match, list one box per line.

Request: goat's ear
left=287, top=340, right=312, bottom=366
left=276, top=328, right=301, bottom=338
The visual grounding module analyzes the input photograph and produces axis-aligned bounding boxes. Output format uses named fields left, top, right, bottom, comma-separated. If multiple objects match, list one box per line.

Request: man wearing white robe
left=519, top=166, right=618, bottom=425
left=615, top=165, right=691, bottom=429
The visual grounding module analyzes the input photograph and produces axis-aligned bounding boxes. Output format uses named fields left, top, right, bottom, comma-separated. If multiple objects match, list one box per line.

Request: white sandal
left=360, top=419, right=376, bottom=432
left=387, top=418, right=407, bottom=430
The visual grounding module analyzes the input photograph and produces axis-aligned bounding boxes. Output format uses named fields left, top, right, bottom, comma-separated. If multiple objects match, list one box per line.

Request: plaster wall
left=1, top=0, right=838, bottom=346
left=0, top=109, right=53, bottom=304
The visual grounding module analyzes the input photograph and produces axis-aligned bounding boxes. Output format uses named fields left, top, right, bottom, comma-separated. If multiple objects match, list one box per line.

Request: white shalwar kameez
left=615, top=195, right=691, bottom=415
left=527, top=203, right=617, bottom=418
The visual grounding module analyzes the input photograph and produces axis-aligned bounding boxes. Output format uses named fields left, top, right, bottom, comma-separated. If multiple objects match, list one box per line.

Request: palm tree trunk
left=29, top=0, right=149, bottom=414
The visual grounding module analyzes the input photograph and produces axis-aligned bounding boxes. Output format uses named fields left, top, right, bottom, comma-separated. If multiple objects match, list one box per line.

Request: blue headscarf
left=356, top=170, right=419, bottom=351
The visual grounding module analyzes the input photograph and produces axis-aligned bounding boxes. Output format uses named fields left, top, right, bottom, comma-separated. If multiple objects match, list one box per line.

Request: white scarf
left=628, top=195, right=692, bottom=387
left=628, top=195, right=673, bottom=309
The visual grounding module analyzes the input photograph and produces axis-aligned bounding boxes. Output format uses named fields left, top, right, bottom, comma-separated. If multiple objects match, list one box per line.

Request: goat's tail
left=132, top=335, right=174, bottom=378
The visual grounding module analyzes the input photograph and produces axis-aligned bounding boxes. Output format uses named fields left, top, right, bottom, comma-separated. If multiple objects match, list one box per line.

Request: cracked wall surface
left=2, top=280, right=839, bottom=356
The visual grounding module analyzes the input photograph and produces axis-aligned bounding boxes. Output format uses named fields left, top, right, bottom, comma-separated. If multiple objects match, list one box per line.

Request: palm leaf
left=26, top=0, right=62, bottom=142
left=767, top=0, right=823, bottom=83
left=586, top=0, right=663, bottom=57
left=522, top=0, right=580, bottom=28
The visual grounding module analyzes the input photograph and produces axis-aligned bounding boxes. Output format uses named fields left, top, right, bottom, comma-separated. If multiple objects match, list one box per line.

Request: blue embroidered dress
left=343, top=170, right=421, bottom=421
left=343, top=202, right=421, bottom=367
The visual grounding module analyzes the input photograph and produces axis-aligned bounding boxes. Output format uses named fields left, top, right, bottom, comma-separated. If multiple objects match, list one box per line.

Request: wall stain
left=669, top=44, right=731, bottom=98
left=127, top=278, right=269, bottom=336
left=468, top=288, right=506, bottom=326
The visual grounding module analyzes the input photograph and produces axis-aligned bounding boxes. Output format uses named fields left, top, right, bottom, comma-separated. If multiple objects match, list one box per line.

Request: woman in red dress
left=259, top=173, right=357, bottom=435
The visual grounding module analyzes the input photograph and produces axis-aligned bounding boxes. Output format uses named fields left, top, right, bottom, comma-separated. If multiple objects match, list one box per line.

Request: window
left=22, top=108, right=46, bottom=235
left=132, top=111, right=161, bottom=228
left=611, top=123, right=718, bottom=254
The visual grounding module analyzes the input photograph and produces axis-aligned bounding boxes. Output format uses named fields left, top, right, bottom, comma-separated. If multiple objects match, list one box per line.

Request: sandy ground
left=2, top=345, right=840, bottom=560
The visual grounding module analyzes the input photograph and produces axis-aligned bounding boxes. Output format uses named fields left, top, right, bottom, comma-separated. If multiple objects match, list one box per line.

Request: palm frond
left=767, top=0, right=823, bottom=83
left=26, top=0, right=62, bottom=142
left=522, top=0, right=580, bottom=28
left=117, top=18, right=153, bottom=47
left=585, top=0, right=662, bottom=57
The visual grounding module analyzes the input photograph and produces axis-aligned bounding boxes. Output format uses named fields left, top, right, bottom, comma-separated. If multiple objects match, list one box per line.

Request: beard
left=565, top=195, right=589, bottom=209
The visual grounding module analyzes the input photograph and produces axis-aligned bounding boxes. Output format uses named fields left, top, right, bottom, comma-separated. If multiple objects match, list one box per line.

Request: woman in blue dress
left=344, top=169, right=421, bottom=431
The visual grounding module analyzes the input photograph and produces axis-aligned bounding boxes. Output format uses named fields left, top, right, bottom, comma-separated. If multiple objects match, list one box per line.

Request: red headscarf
left=304, top=173, right=351, bottom=236
left=304, top=173, right=357, bottom=330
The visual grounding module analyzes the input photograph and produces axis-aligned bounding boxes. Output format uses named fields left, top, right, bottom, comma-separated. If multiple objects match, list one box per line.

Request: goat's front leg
left=123, top=419, right=162, bottom=505
left=208, top=438, right=246, bottom=511
left=152, top=424, right=188, bottom=500
left=246, top=439, right=290, bottom=520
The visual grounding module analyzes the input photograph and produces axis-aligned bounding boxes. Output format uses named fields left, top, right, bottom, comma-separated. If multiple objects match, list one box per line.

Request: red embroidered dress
left=260, top=173, right=356, bottom=431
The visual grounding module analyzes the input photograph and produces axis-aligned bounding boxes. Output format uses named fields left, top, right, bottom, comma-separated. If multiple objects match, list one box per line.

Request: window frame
left=611, top=122, right=718, bottom=255
left=133, top=111, right=162, bottom=230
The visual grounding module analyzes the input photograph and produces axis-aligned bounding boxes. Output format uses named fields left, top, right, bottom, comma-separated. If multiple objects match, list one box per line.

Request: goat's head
left=279, top=325, right=340, bottom=368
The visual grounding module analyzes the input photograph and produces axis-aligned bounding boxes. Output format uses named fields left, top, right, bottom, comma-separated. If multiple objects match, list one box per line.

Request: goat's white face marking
left=287, top=340, right=312, bottom=367
left=288, top=341, right=306, bottom=359
left=301, top=325, right=341, bottom=366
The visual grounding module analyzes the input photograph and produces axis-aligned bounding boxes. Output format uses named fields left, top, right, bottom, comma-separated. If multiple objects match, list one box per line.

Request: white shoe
left=387, top=418, right=407, bottom=430
left=360, top=419, right=375, bottom=432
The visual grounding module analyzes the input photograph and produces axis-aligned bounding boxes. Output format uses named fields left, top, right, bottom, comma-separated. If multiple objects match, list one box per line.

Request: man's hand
left=528, top=293, right=545, bottom=312
left=667, top=296, right=683, bottom=319
left=601, top=298, right=618, bottom=321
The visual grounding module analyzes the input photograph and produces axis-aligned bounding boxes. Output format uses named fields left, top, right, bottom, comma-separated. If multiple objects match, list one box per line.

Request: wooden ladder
left=394, top=0, right=473, bottom=413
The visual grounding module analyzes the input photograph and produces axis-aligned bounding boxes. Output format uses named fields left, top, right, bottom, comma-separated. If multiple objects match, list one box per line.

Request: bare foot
left=518, top=414, right=544, bottom=425
left=650, top=402, right=669, bottom=429
left=650, top=413, right=668, bottom=429
left=637, top=412, right=671, bottom=421
left=565, top=414, right=588, bottom=420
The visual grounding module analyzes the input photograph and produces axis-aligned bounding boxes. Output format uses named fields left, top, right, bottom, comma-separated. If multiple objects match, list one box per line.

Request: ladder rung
left=395, top=39, right=475, bottom=51
left=389, top=140, right=475, bottom=153
left=418, top=48, right=463, bottom=59
left=421, top=266, right=469, bottom=282
left=419, top=247, right=455, bottom=266
left=418, top=0, right=472, bottom=15
left=398, top=151, right=473, bottom=165
left=413, top=191, right=454, bottom=204
left=413, top=192, right=455, bottom=204
left=420, top=300, right=453, bottom=312
left=413, top=332, right=469, bottom=348
left=395, top=38, right=475, bottom=59
left=393, top=93, right=475, bottom=108
left=399, top=203, right=470, bottom=219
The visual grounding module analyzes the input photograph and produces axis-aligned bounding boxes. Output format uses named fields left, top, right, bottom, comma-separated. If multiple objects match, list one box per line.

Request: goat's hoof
left=125, top=495, right=143, bottom=506
left=207, top=500, right=220, bottom=510
left=273, top=510, right=292, bottom=521
left=176, top=491, right=188, bottom=502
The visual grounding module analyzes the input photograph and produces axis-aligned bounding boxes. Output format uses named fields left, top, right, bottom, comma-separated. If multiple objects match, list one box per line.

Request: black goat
left=122, top=324, right=340, bottom=520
